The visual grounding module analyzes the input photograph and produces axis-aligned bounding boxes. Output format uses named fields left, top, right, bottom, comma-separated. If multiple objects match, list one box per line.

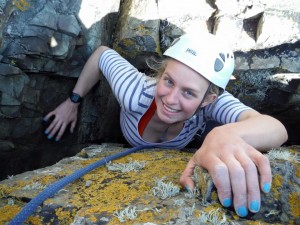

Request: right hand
left=43, top=98, right=79, bottom=141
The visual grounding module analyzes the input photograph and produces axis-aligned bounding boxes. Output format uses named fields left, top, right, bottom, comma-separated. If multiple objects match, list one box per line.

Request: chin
left=157, top=111, right=183, bottom=124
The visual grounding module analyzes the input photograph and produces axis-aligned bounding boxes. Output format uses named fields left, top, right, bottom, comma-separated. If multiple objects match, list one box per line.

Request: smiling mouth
left=163, top=103, right=180, bottom=113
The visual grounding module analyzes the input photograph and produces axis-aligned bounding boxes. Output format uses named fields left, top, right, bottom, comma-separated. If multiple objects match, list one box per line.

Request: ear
left=200, top=94, right=217, bottom=108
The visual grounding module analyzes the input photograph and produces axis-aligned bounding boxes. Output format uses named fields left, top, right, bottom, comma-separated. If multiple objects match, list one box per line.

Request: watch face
left=73, top=95, right=80, bottom=102
left=70, top=93, right=82, bottom=103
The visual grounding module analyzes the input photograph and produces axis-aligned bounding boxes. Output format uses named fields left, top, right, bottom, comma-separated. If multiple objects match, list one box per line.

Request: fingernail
left=44, top=130, right=49, bottom=135
left=263, top=183, right=271, bottom=193
left=237, top=206, right=248, bottom=217
left=222, top=198, right=232, bottom=207
left=47, top=135, right=52, bottom=139
left=55, top=138, right=60, bottom=142
left=250, top=200, right=260, bottom=212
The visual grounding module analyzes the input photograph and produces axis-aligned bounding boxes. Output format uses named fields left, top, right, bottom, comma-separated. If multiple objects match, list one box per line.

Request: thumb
left=180, top=157, right=197, bottom=192
left=43, top=111, right=54, bottom=122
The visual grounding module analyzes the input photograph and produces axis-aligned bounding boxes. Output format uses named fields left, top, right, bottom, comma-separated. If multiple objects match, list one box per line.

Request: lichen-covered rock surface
left=0, top=144, right=299, bottom=225
left=0, top=0, right=300, bottom=180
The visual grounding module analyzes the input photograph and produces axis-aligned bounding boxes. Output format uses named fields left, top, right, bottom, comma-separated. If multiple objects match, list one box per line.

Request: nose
left=165, top=88, right=179, bottom=105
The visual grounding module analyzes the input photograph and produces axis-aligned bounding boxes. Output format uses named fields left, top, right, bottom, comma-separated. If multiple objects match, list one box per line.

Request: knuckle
left=242, top=161, right=257, bottom=173
left=231, top=168, right=246, bottom=181
left=211, top=164, right=227, bottom=176
left=247, top=187, right=260, bottom=196
left=235, top=193, right=248, bottom=203
left=257, top=154, right=270, bottom=165
left=218, top=188, right=232, bottom=197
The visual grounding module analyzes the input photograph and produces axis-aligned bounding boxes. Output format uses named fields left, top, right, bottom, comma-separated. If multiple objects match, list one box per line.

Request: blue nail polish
left=250, top=201, right=260, bottom=212
left=55, top=138, right=60, bottom=142
left=185, top=186, right=191, bottom=193
left=47, top=135, right=52, bottom=139
left=44, top=130, right=49, bottom=135
left=263, top=183, right=271, bottom=193
left=237, top=206, right=248, bottom=217
left=222, top=198, right=232, bottom=207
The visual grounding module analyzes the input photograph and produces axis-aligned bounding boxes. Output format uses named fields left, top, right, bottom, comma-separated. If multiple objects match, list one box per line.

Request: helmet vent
left=214, top=57, right=224, bottom=72
left=220, top=53, right=225, bottom=61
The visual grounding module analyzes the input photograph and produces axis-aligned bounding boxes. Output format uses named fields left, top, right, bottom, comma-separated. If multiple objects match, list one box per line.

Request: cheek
left=156, top=81, right=167, bottom=97
left=181, top=100, right=201, bottom=115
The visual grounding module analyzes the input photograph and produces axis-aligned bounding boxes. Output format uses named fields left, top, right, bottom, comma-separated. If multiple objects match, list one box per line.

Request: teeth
left=164, top=104, right=179, bottom=113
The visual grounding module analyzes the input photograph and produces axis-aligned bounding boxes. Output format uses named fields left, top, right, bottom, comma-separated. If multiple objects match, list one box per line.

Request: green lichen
left=106, top=159, right=146, bottom=172
left=267, top=148, right=299, bottom=162
left=152, top=177, right=180, bottom=199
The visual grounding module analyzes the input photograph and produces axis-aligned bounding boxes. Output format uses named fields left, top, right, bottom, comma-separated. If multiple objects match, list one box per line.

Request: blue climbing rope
left=8, top=145, right=154, bottom=225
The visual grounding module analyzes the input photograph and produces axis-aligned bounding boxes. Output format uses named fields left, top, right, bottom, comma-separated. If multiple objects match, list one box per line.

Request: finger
left=250, top=151, right=272, bottom=194
left=70, top=120, right=77, bottom=134
left=44, top=113, right=55, bottom=134
left=55, top=123, right=67, bottom=142
left=224, top=156, right=248, bottom=217
left=48, top=119, right=62, bottom=139
left=236, top=151, right=261, bottom=213
left=43, top=111, right=55, bottom=122
left=180, top=157, right=197, bottom=191
left=209, top=163, right=232, bottom=208
left=45, top=117, right=58, bottom=137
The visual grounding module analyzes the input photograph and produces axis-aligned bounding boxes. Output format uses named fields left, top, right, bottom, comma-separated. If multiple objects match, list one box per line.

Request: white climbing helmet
left=163, top=32, right=234, bottom=90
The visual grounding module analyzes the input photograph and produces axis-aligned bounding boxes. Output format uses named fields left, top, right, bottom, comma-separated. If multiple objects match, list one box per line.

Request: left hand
left=180, top=126, right=272, bottom=217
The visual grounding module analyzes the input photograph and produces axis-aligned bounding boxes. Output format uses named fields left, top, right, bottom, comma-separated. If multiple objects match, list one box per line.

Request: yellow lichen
left=5, top=150, right=184, bottom=224
left=295, top=162, right=300, bottom=179
left=13, top=0, right=30, bottom=11
left=272, top=174, right=284, bottom=199
left=203, top=204, right=220, bottom=213
left=0, top=205, right=22, bottom=224
left=55, top=207, right=75, bottom=225
left=26, top=215, right=43, bottom=225
left=211, top=190, right=219, bottom=202
left=289, top=192, right=300, bottom=217
left=0, top=204, right=42, bottom=225
left=5, top=147, right=299, bottom=224
left=33, top=175, right=56, bottom=186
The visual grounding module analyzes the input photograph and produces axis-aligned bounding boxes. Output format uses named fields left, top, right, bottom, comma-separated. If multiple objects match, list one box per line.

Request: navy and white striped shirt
left=99, top=49, right=252, bottom=149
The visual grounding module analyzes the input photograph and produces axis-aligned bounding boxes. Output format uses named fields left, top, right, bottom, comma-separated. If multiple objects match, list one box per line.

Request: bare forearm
left=220, top=113, right=288, bottom=151
left=73, top=46, right=110, bottom=97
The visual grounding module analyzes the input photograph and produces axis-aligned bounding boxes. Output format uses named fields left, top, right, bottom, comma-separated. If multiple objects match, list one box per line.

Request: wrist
left=69, top=92, right=82, bottom=104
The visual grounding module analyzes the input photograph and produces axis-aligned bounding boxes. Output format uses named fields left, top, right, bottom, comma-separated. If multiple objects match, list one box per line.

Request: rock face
left=0, top=144, right=299, bottom=224
left=0, top=0, right=299, bottom=178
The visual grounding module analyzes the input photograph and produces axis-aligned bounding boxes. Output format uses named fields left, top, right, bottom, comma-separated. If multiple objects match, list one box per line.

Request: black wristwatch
left=69, top=92, right=82, bottom=103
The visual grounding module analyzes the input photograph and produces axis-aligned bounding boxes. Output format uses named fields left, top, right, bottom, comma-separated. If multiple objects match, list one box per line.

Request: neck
left=159, top=126, right=170, bottom=142
left=152, top=111, right=183, bottom=142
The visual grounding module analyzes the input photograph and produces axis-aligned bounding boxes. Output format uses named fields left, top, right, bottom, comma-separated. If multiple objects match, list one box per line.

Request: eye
left=163, top=77, right=174, bottom=87
left=183, top=89, right=195, bottom=98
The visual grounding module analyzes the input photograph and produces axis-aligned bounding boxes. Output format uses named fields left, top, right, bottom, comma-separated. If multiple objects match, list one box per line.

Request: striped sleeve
left=204, top=91, right=253, bottom=124
left=98, top=49, right=146, bottom=112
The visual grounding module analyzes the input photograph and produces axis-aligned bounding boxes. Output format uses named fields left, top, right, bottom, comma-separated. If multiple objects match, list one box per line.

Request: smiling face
left=155, top=59, right=216, bottom=125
